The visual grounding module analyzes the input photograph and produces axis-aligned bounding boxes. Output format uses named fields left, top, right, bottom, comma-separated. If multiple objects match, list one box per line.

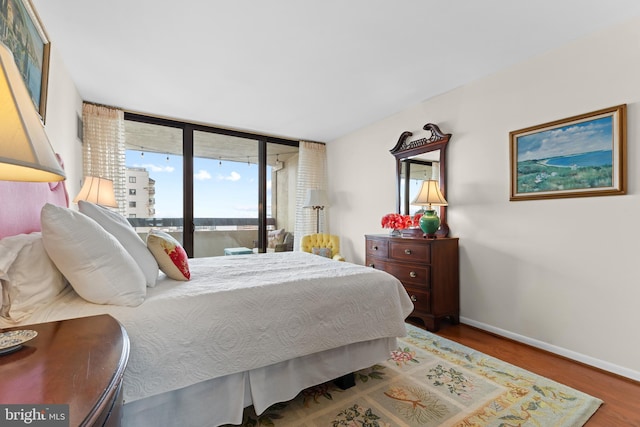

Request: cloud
left=217, top=171, right=241, bottom=182
left=194, top=169, right=212, bottom=180
left=134, top=163, right=175, bottom=173
left=517, top=117, right=613, bottom=161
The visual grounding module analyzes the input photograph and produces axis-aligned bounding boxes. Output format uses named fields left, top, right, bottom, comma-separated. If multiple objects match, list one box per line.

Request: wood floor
left=415, top=320, right=640, bottom=426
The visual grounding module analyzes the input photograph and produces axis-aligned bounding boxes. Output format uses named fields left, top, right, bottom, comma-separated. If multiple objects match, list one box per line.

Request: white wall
left=327, top=17, right=640, bottom=380
left=43, top=44, right=83, bottom=200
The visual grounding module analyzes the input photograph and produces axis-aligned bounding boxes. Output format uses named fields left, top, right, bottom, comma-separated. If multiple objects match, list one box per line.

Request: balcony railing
left=129, top=217, right=280, bottom=257
left=127, top=217, right=276, bottom=229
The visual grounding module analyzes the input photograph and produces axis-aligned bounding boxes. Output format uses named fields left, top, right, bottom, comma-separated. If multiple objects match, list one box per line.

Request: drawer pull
left=372, top=245, right=378, bottom=251
left=409, top=271, right=417, bottom=278
left=410, top=295, right=417, bottom=302
left=404, top=249, right=412, bottom=255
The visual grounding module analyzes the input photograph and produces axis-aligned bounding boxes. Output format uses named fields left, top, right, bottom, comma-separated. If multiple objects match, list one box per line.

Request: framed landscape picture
left=0, top=0, right=50, bottom=119
left=510, top=105, right=626, bottom=201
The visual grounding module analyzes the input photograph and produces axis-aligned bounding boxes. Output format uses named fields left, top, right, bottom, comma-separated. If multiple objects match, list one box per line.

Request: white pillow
left=41, top=203, right=146, bottom=307
left=78, top=200, right=159, bottom=287
left=0, top=232, right=67, bottom=322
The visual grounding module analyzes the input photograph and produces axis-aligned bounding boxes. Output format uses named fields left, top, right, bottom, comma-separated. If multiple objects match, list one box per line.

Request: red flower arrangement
left=412, top=212, right=423, bottom=225
left=381, top=213, right=421, bottom=230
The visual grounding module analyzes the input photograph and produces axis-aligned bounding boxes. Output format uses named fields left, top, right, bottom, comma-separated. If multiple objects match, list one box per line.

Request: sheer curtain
left=81, top=103, right=126, bottom=215
left=294, top=141, right=327, bottom=250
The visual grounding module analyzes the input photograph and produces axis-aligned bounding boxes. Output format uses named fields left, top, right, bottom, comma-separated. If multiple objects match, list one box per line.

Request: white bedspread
left=10, top=252, right=413, bottom=403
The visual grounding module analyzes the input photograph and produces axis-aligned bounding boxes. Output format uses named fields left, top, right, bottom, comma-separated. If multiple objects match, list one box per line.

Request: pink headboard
left=0, top=157, right=69, bottom=239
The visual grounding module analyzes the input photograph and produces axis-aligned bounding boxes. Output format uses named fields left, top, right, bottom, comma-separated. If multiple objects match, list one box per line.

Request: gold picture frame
left=0, top=0, right=50, bottom=120
left=510, top=105, right=626, bottom=201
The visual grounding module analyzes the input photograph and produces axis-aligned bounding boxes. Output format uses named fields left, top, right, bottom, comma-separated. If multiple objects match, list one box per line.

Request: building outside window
left=125, top=167, right=155, bottom=218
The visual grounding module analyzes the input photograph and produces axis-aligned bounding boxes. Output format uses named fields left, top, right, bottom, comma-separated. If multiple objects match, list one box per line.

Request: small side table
left=0, top=314, right=130, bottom=427
left=224, top=247, right=253, bottom=255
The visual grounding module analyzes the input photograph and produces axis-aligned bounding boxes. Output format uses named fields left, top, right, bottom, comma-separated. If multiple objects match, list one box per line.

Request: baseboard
left=460, top=316, right=640, bottom=383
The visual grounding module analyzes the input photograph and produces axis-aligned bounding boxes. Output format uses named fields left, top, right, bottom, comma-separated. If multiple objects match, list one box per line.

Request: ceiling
left=124, top=119, right=300, bottom=166
left=32, top=1, right=640, bottom=142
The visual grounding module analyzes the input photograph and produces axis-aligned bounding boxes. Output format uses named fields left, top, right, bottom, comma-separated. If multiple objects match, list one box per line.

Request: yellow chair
left=300, top=233, right=345, bottom=262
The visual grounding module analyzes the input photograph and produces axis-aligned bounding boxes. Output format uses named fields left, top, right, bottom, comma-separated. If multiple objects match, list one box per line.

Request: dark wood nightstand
left=0, top=314, right=130, bottom=427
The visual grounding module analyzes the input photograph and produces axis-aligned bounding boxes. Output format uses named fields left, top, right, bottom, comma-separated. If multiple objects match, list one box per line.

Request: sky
left=126, top=150, right=271, bottom=218
left=516, top=116, right=613, bottom=162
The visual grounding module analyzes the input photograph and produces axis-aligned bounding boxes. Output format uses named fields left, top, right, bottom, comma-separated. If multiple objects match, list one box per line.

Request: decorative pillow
left=0, top=232, right=67, bottom=322
left=267, top=229, right=286, bottom=249
left=78, top=200, right=159, bottom=287
left=41, top=203, right=146, bottom=307
left=146, top=230, right=190, bottom=281
left=312, top=247, right=332, bottom=258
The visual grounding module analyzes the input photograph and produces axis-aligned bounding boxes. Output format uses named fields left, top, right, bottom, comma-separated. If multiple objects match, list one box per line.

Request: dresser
left=0, top=314, right=130, bottom=427
left=365, top=234, right=459, bottom=331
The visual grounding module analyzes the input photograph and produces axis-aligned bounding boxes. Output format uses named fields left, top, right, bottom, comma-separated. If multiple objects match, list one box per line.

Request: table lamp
left=0, top=42, right=65, bottom=182
left=73, top=176, right=118, bottom=207
left=411, top=180, right=448, bottom=238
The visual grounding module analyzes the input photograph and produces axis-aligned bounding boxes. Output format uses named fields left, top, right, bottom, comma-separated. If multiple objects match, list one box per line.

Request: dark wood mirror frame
left=390, top=123, right=452, bottom=237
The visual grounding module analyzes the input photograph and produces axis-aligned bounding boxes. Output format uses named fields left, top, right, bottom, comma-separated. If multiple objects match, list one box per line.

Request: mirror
left=390, top=123, right=451, bottom=237
left=400, top=153, right=440, bottom=214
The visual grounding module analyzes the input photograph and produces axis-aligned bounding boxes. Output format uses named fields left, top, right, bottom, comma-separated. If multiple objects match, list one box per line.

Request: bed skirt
left=123, top=336, right=396, bottom=427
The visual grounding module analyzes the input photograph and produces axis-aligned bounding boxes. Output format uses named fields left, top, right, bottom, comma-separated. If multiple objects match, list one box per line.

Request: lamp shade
left=73, top=176, right=118, bottom=207
left=303, top=189, right=327, bottom=208
left=411, top=180, right=448, bottom=208
left=0, top=42, right=65, bottom=182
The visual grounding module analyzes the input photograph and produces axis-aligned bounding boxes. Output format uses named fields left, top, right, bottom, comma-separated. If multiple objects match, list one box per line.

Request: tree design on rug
left=426, top=364, right=475, bottom=399
left=384, top=386, right=448, bottom=423
left=331, top=404, right=388, bottom=427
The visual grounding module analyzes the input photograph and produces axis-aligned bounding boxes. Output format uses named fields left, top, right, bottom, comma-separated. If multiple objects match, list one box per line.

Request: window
left=129, top=201, right=137, bottom=208
left=129, top=176, right=136, bottom=183
left=129, top=189, right=136, bottom=195
left=123, top=112, right=299, bottom=257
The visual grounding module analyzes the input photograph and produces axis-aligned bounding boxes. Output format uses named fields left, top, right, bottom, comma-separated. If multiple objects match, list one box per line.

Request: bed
left=0, top=179, right=414, bottom=427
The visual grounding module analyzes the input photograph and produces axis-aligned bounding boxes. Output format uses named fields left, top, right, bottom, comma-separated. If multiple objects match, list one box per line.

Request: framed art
left=0, top=0, right=50, bottom=120
left=510, top=104, right=626, bottom=201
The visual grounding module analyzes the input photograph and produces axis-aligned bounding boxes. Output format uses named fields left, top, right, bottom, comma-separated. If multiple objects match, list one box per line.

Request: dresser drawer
left=387, top=264, right=430, bottom=287
left=389, top=241, right=431, bottom=263
left=365, top=257, right=387, bottom=271
left=404, top=286, right=431, bottom=314
left=366, top=239, right=388, bottom=257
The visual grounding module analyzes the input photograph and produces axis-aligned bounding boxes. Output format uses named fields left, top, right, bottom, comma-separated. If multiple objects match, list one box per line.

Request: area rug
left=226, top=323, right=603, bottom=426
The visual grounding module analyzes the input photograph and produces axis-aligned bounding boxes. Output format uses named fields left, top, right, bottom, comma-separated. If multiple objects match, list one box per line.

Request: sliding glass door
left=124, top=119, right=184, bottom=243
left=193, top=131, right=259, bottom=257
left=123, top=113, right=299, bottom=257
